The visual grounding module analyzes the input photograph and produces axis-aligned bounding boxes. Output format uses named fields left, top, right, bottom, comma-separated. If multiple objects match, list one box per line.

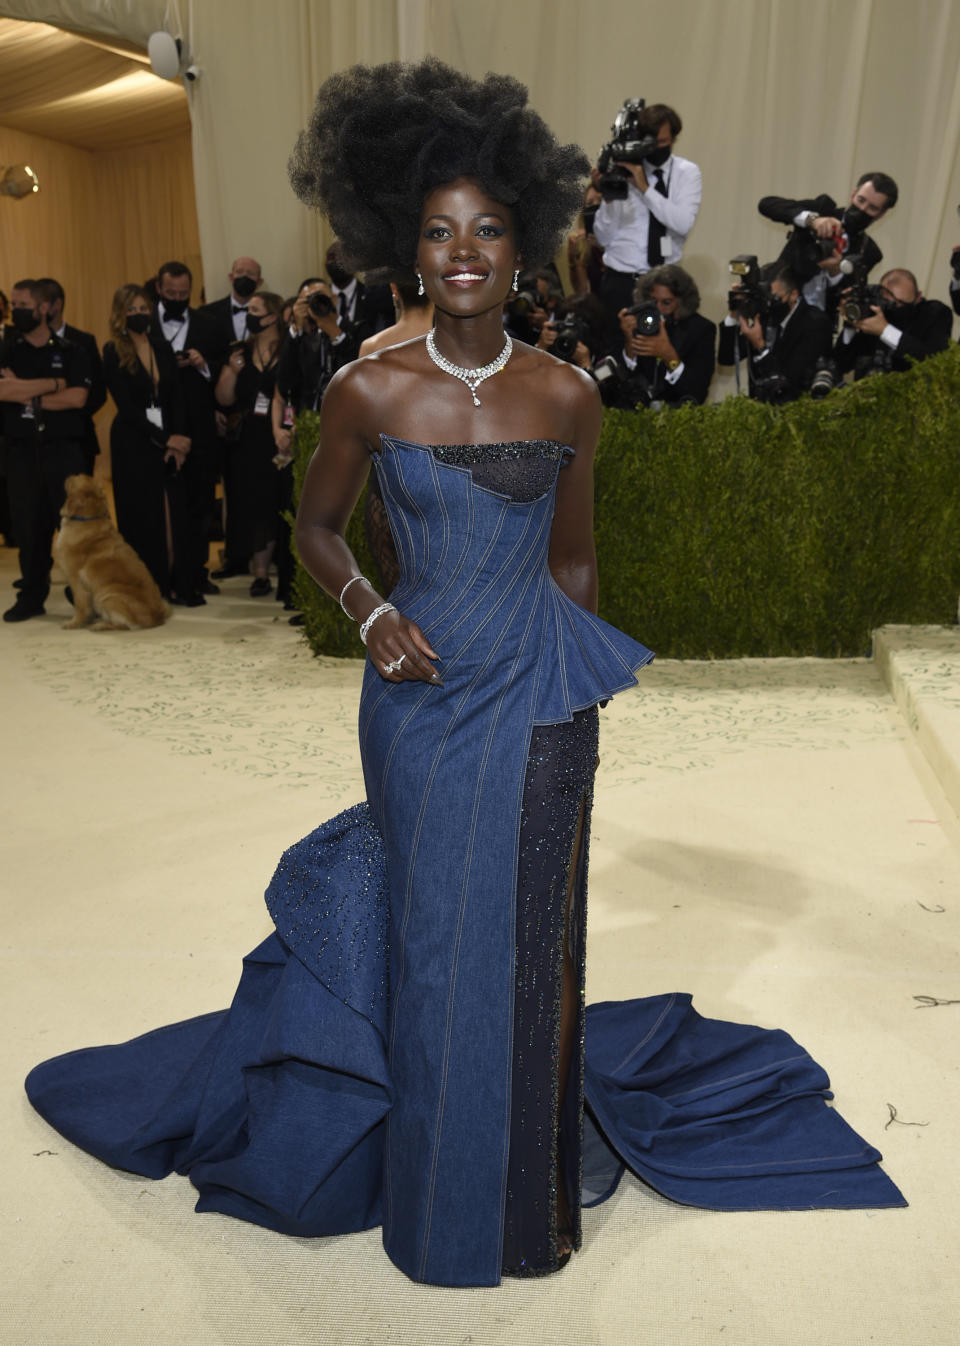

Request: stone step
left=873, top=623, right=960, bottom=819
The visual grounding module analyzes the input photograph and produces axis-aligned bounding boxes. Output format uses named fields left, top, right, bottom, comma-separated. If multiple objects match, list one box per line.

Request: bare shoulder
left=518, top=341, right=599, bottom=413
left=321, top=336, right=426, bottom=439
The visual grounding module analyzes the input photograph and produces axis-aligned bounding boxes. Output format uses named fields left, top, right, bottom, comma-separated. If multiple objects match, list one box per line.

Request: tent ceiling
left=0, top=18, right=189, bottom=151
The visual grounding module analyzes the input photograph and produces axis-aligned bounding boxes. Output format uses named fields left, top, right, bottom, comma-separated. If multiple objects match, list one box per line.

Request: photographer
left=593, top=102, right=702, bottom=339
left=505, top=269, right=561, bottom=346
left=616, top=264, right=716, bottom=406
left=718, top=264, right=832, bottom=403
left=758, top=173, right=898, bottom=314
left=275, top=276, right=357, bottom=415
left=536, top=294, right=606, bottom=371
left=834, top=268, right=953, bottom=376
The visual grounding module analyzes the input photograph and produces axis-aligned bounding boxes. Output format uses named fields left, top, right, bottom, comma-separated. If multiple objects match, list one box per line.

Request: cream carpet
left=3, top=555, right=958, bottom=1346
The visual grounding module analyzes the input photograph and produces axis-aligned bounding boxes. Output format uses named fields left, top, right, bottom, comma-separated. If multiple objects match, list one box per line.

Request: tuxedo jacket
left=834, top=297, right=954, bottom=374
left=149, top=308, right=219, bottom=446
left=718, top=299, right=833, bottom=401
left=338, top=281, right=394, bottom=349
left=197, top=295, right=246, bottom=374
left=627, top=311, right=717, bottom=405
left=758, top=193, right=883, bottom=286
left=276, top=326, right=358, bottom=413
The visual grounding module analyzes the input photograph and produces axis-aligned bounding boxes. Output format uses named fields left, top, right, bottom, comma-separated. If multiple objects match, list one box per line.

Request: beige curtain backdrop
left=0, top=123, right=201, bottom=346
left=2, top=0, right=959, bottom=326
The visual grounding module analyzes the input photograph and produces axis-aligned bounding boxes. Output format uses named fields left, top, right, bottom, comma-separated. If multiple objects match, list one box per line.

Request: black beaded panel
left=429, top=440, right=569, bottom=502
left=501, top=706, right=599, bottom=1277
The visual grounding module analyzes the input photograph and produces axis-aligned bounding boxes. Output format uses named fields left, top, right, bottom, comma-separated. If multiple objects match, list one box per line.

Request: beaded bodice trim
left=405, top=438, right=572, bottom=503
left=430, top=440, right=568, bottom=503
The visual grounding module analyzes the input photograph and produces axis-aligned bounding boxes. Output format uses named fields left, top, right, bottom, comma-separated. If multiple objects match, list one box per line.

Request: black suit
left=717, top=299, right=833, bottom=402
left=623, top=312, right=717, bottom=405
left=276, top=325, right=358, bottom=413
left=197, top=295, right=249, bottom=376
left=834, top=297, right=954, bottom=374
left=758, top=193, right=883, bottom=289
left=335, top=281, right=393, bottom=351
left=149, top=305, right=220, bottom=597
left=62, top=323, right=105, bottom=471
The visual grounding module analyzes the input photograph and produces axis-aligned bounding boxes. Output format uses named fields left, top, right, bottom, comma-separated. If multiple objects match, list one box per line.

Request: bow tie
left=232, top=303, right=248, bottom=315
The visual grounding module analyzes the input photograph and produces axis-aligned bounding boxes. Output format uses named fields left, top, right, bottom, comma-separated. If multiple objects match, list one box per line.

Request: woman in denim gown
left=25, top=60, right=904, bottom=1289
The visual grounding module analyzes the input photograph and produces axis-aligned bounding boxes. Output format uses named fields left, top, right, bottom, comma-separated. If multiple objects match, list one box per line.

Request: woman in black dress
left=103, top=285, right=190, bottom=596
left=214, top=292, right=288, bottom=597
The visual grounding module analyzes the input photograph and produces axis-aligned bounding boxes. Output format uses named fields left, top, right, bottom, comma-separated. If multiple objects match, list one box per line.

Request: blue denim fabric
left=359, top=436, right=652, bottom=1284
left=24, top=436, right=905, bottom=1291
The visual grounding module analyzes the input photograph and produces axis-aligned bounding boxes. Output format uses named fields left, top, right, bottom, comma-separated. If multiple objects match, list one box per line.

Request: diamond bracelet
left=359, top=602, right=397, bottom=645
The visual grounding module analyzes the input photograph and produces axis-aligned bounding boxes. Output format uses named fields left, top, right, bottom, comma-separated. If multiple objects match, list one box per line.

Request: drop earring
left=417, top=273, right=425, bottom=297
left=512, top=269, right=520, bottom=292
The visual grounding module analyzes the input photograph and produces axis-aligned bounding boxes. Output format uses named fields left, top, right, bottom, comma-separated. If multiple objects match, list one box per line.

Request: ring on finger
left=382, top=653, right=407, bottom=675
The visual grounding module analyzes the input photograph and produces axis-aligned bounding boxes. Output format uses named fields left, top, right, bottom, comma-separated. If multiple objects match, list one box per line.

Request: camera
left=853, top=346, right=895, bottom=380
left=810, top=356, right=841, bottom=400
left=307, top=290, right=334, bottom=319
left=805, top=203, right=871, bottom=261
left=727, top=255, right=773, bottom=320
left=752, top=372, right=791, bottom=405
left=596, top=99, right=660, bottom=201
left=551, top=313, right=590, bottom=362
left=592, top=355, right=654, bottom=410
left=507, top=286, right=544, bottom=321
left=837, top=257, right=888, bottom=325
left=623, top=302, right=661, bottom=336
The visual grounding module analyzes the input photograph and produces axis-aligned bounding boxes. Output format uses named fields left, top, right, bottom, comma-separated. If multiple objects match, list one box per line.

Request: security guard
left=0, top=278, right=91, bottom=621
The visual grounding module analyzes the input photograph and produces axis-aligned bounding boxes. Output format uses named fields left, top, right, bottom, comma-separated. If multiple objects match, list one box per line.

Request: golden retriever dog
left=55, top=475, right=170, bottom=631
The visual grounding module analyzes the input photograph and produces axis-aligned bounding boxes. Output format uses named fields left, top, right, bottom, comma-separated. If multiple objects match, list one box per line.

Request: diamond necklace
left=425, top=328, right=513, bottom=407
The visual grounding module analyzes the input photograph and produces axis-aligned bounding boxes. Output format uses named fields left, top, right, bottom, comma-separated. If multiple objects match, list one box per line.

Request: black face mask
left=767, top=298, right=790, bottom=324
left=326, top=262, right=354, bottom=290
left=125, top=313, right=152, bottom=335
left=161, top=297, right=189, bottom=320
left=12, top=308, right=42, bottom=334
left=842, top=204, right=871, bottom=237
left=245, top=313, right=268, bottom=334
left=232, top=275, right=257, bottom=299
left=886, top=300, right=916, bottom=328
left=644, top=144, right=671, bottom=168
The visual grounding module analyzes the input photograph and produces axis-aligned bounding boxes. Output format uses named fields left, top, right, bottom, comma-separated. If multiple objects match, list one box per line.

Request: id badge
left=254, top=391, right=271, bottom=416
left=146, top=403, right=164, bottom=429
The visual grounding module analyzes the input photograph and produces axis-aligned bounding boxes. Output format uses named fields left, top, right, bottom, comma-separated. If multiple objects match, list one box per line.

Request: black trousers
left=177, top=440, right=219, bottom=597
left=598, top=267, right=642, bottom=351
left=5, top=436, right=87, bottom=604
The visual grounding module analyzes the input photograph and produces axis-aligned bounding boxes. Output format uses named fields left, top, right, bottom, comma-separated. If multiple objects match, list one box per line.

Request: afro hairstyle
left=289, top=58, right=590, bottom=272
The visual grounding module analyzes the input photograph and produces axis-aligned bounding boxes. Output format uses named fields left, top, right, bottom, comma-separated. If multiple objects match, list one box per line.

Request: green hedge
left=290, top=345, right=960, bottom=659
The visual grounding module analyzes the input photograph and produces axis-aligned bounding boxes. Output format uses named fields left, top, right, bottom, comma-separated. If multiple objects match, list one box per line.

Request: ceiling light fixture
left=0, top=164, right=40, bottom=198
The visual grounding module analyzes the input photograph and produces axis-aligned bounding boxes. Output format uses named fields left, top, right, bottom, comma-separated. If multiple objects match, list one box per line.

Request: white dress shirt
left=593, top=153, right=702, bottom=274
left=330, top=277, right=358, bottom=324
left=158, top=301, right=210, bottom=378
left=230, top=301, right=249, bottom=341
